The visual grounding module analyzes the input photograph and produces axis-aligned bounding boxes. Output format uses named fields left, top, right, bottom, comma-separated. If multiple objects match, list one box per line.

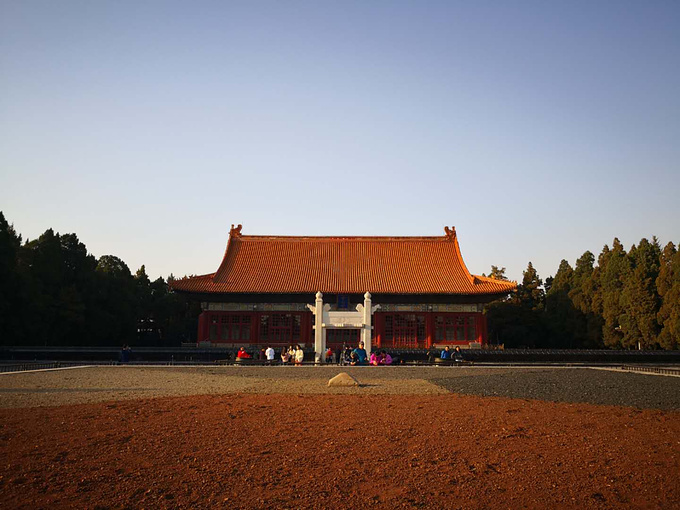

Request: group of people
left=439, top=345, right=464, bottom=362
left=329, top=341, right=393, bottom=366
left=237, top=343, right=464, bottom=365
left=236, top=345, right=277, bottom=364
left=280, top=345, right=305, bottom=365
left=236, top=341, right=399, bottom=366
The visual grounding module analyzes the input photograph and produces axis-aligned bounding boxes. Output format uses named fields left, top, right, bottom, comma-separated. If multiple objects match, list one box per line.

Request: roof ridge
left=236, top=235, right=452, bottom=241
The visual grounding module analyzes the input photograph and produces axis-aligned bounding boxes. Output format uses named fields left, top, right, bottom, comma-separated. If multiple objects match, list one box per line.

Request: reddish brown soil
left=1, top=394, right=678, bottom=509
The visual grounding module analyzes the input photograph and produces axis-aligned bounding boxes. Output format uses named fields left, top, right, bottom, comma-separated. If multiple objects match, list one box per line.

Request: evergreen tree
left=0, top=212, right=24, bottom=345
left=619, top=238, right=661, bottom=349
left=515, top=262, right=545, bottom=311
left=568, top=251, right=603, bottom=347
left=92, top=255, right=137, bottom=346
left=657, top=242, right=680, bottom=349
left=488, top=262, right=546, bottom=348
left=545, top=260, right=577, bottom=348
left=569, top=251, right=596, bottom=314
left=598, top=239, right=630, bottom=348
left=18, top=229, right=97, bottom=346
left=489, top=266, right=508, bottom=280
left=134, top=265, right=156, bottom=345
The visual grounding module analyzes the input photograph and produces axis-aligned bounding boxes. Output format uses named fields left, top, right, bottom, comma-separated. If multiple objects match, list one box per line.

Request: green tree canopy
left=657, top=242, right=680, bottom=349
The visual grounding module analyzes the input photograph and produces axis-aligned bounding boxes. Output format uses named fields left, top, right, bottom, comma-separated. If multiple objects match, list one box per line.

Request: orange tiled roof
left=170, top=225, right=517, bottom=295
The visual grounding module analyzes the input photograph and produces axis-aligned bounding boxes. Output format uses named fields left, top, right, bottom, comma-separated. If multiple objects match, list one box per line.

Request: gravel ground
left=428, top=367, right=680, bottom=410
left=1, top=365, right=678, bottom=409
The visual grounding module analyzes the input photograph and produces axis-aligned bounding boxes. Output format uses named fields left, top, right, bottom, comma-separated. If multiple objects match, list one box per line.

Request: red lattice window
left=435, top=314, right=477, bottom=343
left=259, top=313, right=302, bottom=345
left=212, top=314, right=251, bottom=342
left=383, top=313, right=426, bottom=348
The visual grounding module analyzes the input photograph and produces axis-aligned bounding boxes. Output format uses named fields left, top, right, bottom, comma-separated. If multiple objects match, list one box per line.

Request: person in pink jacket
left=378, top=350, right=392, bottom=365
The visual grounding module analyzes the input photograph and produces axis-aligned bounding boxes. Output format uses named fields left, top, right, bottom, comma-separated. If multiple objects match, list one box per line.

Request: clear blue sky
left=1, top=1, right=679, bottom=283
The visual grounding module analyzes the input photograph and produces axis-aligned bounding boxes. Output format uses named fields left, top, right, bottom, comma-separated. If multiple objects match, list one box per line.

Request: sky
left=1, top=0, right=679, bottom=284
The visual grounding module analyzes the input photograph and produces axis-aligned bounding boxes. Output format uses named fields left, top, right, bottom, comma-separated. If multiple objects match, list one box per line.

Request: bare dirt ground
left=0, top=366, right=678, bottom=509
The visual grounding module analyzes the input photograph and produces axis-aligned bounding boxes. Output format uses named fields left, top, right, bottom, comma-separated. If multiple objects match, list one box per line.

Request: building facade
left=170, top=225, right=516, bottom=357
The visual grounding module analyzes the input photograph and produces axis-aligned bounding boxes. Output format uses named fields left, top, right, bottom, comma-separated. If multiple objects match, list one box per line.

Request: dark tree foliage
left=16, top=229, right=98, bottom=346
left=545, top=260, right=578, bottom=348
left=487, top=262, right=547, bottom=348
left=0, top=212, right=24, bottom=345
left=487, top=235, right=677, bottom=350
left=567, top=251, right=602, bottom=346
left=0, top=212, right=198, bottom=347
left=93, top=255, right=137, bottom=346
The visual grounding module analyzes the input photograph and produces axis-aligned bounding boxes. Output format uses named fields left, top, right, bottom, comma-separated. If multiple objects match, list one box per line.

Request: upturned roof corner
left=229, top=224, right=243, bottom=238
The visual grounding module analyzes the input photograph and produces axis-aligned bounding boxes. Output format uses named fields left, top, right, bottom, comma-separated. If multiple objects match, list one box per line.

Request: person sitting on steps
left=352, top=341, right=368, bottom=365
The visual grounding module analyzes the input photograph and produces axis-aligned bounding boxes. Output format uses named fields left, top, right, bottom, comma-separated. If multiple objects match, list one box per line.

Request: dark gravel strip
left=428, top=368, right=680, bottom=410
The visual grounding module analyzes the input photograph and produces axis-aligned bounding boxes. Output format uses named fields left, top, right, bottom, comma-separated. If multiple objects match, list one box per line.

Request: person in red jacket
left=236, top=347, right=251, bottom=359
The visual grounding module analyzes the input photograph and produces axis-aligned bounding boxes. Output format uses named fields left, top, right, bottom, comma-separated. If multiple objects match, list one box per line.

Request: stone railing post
left=362, top=292, right=372, bottom=356
left=314, top=292, right=325, bottom=363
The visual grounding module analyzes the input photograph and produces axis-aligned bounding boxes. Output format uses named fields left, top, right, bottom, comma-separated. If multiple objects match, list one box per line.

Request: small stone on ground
left=328, top=372, right=359, bottom=387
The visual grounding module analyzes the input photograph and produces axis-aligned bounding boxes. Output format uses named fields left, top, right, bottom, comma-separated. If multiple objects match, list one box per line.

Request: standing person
left=120, top=344, right=131, bottom=363
left=352, top=341, right=368, bottom=365
left=426, top=345, right=437, bottom=364
left=294, top=345, right=304, bottom=365
left=265, top=345, right=275, bottom=365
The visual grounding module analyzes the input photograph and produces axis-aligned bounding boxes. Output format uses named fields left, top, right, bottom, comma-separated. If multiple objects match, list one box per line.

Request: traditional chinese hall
left=171, top=225, right=516, bottom=356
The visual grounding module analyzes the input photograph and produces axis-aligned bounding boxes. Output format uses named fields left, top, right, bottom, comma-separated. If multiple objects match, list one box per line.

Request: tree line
left=0, top=212, right=199, bottom=347
left=486, top=236, right=680, bottom=350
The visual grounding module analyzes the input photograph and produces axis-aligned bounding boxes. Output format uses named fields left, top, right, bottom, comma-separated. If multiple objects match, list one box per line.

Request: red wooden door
left=326, top=329, right=360, bottom=349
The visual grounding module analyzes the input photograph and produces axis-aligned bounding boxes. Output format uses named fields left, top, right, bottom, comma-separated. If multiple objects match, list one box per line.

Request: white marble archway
left=307, top=292, right=380, bottom=362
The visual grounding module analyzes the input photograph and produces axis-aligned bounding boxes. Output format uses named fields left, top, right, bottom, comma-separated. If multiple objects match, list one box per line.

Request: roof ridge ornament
left=230, top=224, right=243, bottom=238
left=444, top=226, right=456, bottom=241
